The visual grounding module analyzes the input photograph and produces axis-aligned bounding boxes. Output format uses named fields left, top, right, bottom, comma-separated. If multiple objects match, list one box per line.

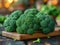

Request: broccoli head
left=36, top=13, right=55, bottom=34
left=4, top=10, right=23, bottom=32
left=16, top=10, right=39, bottom=34
left=16, top=15, right=34, bottom=34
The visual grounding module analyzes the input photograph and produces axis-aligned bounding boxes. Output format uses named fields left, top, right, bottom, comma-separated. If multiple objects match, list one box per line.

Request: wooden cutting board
left=2, top=27, right=60, bottom=40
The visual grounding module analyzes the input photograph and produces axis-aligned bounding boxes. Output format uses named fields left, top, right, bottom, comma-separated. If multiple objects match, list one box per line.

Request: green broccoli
left=4, top=10, right=23, bottom=32
left=16, top=14, right=38, bottom=34
left=16, top=9, right=39, bottom=34
left=36, top=13, right=55, bottom=34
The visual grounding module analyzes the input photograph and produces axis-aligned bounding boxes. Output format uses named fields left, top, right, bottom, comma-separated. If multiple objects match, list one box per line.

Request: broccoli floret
left=16, top=14, right=37, bottom=34
left=36, top=13, right=55, bottom=34
left=9, top=10, right=23, bottom=19
left=16, top=24, right=28, bottom=34
left=16, top=14, right=26, bottom=26
left=4, top=10, right=23, bottom=32
left=16, top=9, right=39, bottom=34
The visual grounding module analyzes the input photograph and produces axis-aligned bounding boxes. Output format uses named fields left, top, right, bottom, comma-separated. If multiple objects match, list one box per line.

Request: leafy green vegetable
left=16, top=8, right=39, bottom=34
left=40, top=5, right=49, bottom=14
left=40, top=5, right=60, bottom=16
left=4, top=10, right=23, bottom=32
left=0, top=15, right=6, bottom=24
left=4, top=8, right=55, bottom=35
left=36, top=13, right=55, bottom=34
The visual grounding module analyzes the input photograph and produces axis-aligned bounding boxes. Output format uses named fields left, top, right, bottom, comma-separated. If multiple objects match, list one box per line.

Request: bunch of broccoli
left=3, top=8, right=55, bottom=34
left=4, top=10, right=23, bottom=32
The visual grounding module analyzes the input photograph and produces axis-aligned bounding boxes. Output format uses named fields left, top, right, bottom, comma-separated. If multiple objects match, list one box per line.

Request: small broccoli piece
left=36, top=13, right=55, bottom=34
left=4, top=10, right=23, bottom=32
left=33, top=38, right=41, bottom=43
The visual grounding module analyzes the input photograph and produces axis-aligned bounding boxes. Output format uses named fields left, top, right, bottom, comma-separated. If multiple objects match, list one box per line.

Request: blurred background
left=0, top=0, right=59, bottom=15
